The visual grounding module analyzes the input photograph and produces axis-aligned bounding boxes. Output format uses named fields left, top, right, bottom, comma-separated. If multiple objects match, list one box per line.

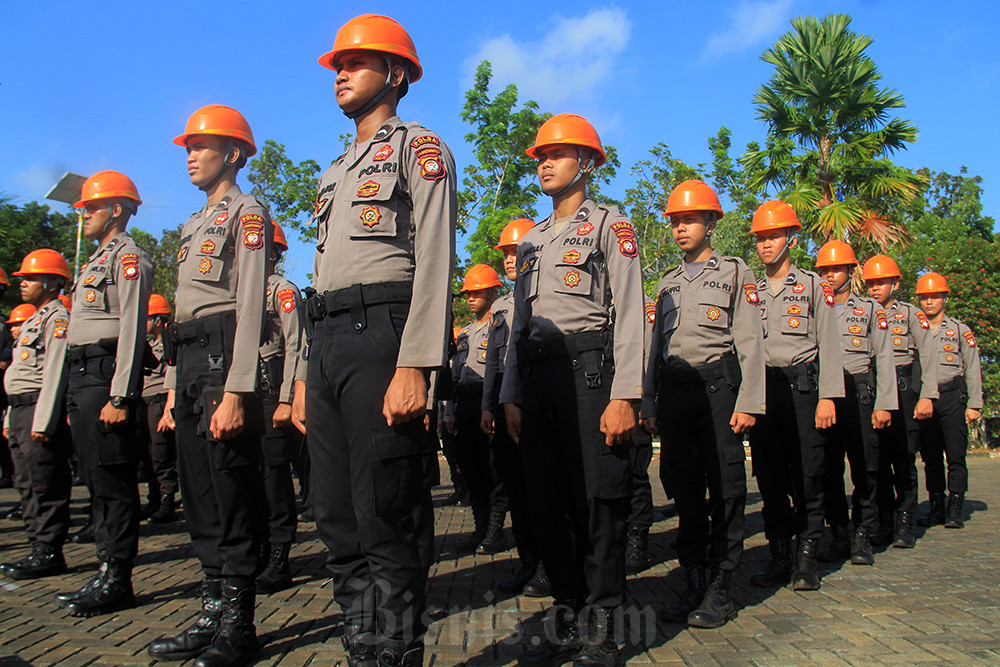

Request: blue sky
left=2, top=1, right=998, bottom=288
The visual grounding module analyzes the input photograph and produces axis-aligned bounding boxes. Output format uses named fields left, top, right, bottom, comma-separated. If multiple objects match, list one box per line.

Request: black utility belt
left=142, top=393, right=168, bottom=406
left=661, top=353, right=738, bottom=387
left=170, top=311, right=237, bottom=346
left=521, top=330, right=607, bottom=363
left=848, top=370, right=874, bottom=386
left=306, top=281, right=412, bottom=322
left=939, top=376, right=967, bottom=393
left=895, top=363, right=914, bottom=377
left=68, top=342, right=116, bottom=363
left=8, top=391, right=40, bottom=407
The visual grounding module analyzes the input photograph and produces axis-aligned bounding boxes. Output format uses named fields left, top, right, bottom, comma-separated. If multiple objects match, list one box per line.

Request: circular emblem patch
left=20, top=350, right=29, bottom=361
left=851, top=337, right=862, bottom=347
left=707, top=307, right=721, bottom=321
left=564, top=270, right=581, bottom=288
left=199, top=258, right=212, bottom=274
left=85, top=290, right=97, bottom=303
left=893, top=337, right=903, bottom=346
left=788, top=317, right=800, bottom=329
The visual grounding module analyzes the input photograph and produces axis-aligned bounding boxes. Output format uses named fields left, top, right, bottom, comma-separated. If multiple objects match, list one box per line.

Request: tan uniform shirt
left=758, top=265, right=845, bottom=400
left=927, top=315, right=983, bottom=409
left=500, top=200, right=645, bottom=404
left=172, top=185, right=270, bottom=393
left=4, top=301, right=70, bottom=434
left=482, top=293, right=513, bottom=412
left=67, top=232, right=152, bottom=398
left=835, top=295, right=897, bottom=411
left=311, top=116, right=457, bottom=369
left=884, top=300, right=939, bottom=400
left=142, top=337, right=167, bottom=399
left=643, top=252, right=766, bottom=417
left=259, top=274, right=305, bottom=404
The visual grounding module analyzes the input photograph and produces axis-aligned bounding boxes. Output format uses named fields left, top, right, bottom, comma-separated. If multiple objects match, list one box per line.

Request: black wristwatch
left=109, top=396, right=129, bottom=409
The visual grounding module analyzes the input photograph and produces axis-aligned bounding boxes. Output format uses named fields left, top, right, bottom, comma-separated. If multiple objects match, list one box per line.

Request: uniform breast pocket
left=697, top=297, right=731, bottom=329
left=554, top=264, right=593, bottom=296
left=312, top=194, right=334, bottom=248
left=350, top=176, right=399, bottom=239
left=844, top=333, right=870, bottom=354
left=781, top=314, right=810, bottom=335
left=80, top=275, right=108, bottom=311
left=659, top=305, right=680, bottom=334
left=15, top=345, right=38, bottom=368
left=520, top=264, right=540, bottom=303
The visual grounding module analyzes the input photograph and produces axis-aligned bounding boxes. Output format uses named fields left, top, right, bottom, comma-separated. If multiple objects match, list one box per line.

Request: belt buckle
left=208, top=355, right=224, bottom=373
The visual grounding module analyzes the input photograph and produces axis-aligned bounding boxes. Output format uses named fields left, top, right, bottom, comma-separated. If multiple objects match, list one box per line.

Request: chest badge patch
left=85, top=290, right=97, bottom=303
left=21, top=336, right=29, bottom=345
left=357, top=180, right=380, bottom=198
left=83, top=275, right=96, bottom=285
left=177, top=245, right=189, bottom=263
left=562, top=249, right=581, bottom=264
left=576, top=222, right=593, bottom=235
left=851, top=337, right=862, bottom=347
left=853, top=307, right=865, bottom=316
left=788, top=317, right=801, bottom=329
left=277, top=288, right=296, bottom=313
left=373, top=144, right=393, bottom=162
left=744, top=284, right=759, bottom=305
left=199, top=258, right=212, bottom=274
left=520, top=256, right=537, bottom=273
left=944, top=343, right=955, bottom=352
left=893, top=337, right=904, bottom=346
left=707, top=307, right=721, bottom=321
left=946, top=354, right=955, bottom=362
left=792, top=282, right=805, bottom=294
left=214, top=212, right=229, bottom=225
left=945, top=329, right=956, bottom=337
left=564, top=270, right=582, bottom=288
left=361, top=206, right=382, bottom=229
left=848, top=325, right=862, bottom=334
left=201, top=240, right=216, bottom=254
left=19, top=350, right=29, bottom=361
left=787, top=305, right=802, bottom=315
left=892, top=326, right=904, bottom=335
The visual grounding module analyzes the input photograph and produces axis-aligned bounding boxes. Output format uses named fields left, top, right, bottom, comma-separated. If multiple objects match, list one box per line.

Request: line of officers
left=0, top=13, right=985, bottom=667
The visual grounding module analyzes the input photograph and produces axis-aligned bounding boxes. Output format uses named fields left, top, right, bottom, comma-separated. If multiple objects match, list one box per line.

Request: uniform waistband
left=306, top=281, right=412, bottom=322
left=766, top=361, right=816, bottom=379
left=142, top=393, right=168, bottom=406
left=171, top=312, right=237, bottom=346
left=8, top=391, right=40, bottom=408
left=895, top=363, right=914, bottom=377
left=660, top=354, right=734, bottom=386
left=521, top=330, right=608, bottom=363
left=68, top=342, right=116, bottom=362
left=939, top=375, right=966, bottom=393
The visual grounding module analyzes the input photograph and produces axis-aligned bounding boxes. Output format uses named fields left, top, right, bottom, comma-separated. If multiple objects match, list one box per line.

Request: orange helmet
left=318, top=14, right=422, bottom=83
left=148, top=294, right=171, bottom=316
left=6, top=304, right=35, bottom=325
left=452, top=325, right=462, bottom=341
left=13, top=249, right=71, bottom=280
left=861, top=255, right=901, bottom=281
left=495, top=219, right=536, bottom=249
left=663, top=180, right=724, bottom=218
left=58, top=294, right=72, bottom=311
left=272, top=221, right=288, bottom=251
left=73, top=170, right=142, bottom=208
left=526, top=114, right=606, bottom=167
left=173, top=104, right=257, bottom=157
left=461, top=264, right=502, bottom=292
left=0, top=267, right=8, bottom=286
left=815, top=240, right=859, bottom=268
left=751, top=200, right=802, bottom=234
left=915, top=272, right=949, bottom=295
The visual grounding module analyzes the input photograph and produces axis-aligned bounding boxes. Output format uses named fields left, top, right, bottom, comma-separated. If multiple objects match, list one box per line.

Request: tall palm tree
left=742, top=14, right=924, bottom=248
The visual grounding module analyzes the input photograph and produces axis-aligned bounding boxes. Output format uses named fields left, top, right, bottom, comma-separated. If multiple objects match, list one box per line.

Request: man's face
left=918, top=293, right=947, bottom=318
left=334, top=50, right=391, bottom=113
left=185, top=135, right=231, bottom=188
left=501, top=246, right=518, bottom=281
left=19, top=276, right=46, bottom=305
left=670, top=212, right=711, bottom=254
left=755, top=229, right=789, bottom=264
left=81, top=200, right=115, bottom=239
left=819, top=264, right=852, bottom=292
left=865, top=277, right=896, bottom=306
left=536, top=145, right=580, bottom=196
left=466, top=288, right=491, bottom=317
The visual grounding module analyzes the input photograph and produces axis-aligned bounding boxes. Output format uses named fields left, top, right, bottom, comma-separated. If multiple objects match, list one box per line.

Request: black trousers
left=66, top=353, right=140, bottom=562
left=7, top=402, right=71, bottom=546
left=142, top=396, right=178, bottom=498
left=920, top=385, right=969, bottom=494
left=629, top=430, right=654, bottom=527
left=750, top=366, right=826, bottom=541
left=658, top=375, right=746, bottom=571
left=174, top=336, right=265, bottom=579
left=260, top=394, right=301, bottom=545
left=306, top=304, right=432, bottom=645
left=519, top=350, right=631, bottom=609
left=822, top=373, right=879, bottom=529
left=455, top=388, right=504, bottom=531
left=876, top=365, right=920, bottom=514
left=492, top=405, right=538, bottom=563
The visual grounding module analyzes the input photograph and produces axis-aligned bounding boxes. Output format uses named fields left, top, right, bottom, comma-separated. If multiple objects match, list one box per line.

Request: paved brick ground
left=1, top=454, right=999, bottom=666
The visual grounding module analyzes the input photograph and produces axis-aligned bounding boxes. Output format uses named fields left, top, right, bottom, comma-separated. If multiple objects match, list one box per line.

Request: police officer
left=0, top=250, right=72, bottom=580
left=147, top=104, right=269, bottom=667
left=0, top=267, right=14, bottom=491
left=296, top=15, right=456, bottom=667
left=749, top=201, right=844, bottom=591
left=500, top=113, right=644, bottom=665
left=863, top=255, right=936, bottom=547
left=256, top=221, right=306, bottom=594
left=52, top=171, right=152, bottom=617
left=445, top=264, right=507, bottom=554
left=814, top=241, right=896, bottom=566
left=480, top=218, right=549, bottom=596
left=143, top=294, right=178, bottom=523
left=644, top=180, right=765, bottom=628
left=914, top=272, right=982, bottom=529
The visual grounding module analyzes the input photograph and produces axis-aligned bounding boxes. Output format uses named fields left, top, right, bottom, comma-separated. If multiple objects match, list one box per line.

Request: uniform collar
left=210, top=185, right=242, bottom=212
left=539, top=199, right=596, bottom=234
left=678, top=250, right=721, bottom=282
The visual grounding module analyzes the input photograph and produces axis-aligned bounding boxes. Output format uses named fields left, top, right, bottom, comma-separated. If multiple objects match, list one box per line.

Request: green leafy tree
left=131, top=226, right=182, bottom=310
left=742, top=13, right=923, bottom=248
left=247, top=140, right=321, bottom=241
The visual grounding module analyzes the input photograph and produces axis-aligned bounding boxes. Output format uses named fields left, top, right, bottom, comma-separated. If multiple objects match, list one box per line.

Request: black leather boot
left=518, top=601, right=582, bottom=665
left=65, top=556, right=136, bottom=617
left=149, top=494, right=177, bottom=523
left=148, top=576, right=223, bottom=660
left=792, top=538, right=821, bottom=591
left=849, top=527, right=874, bottom=566
left=1, top=541, right=66, bottom=579
left=523, top=563, right=552, bottom=598
left=817, top=524, right=851, bottom=562
left=476, top=511, right=509, bottom=555
left=892, top=510, right=915, bottom=548
left=944, top=493, right=965, bottom=529
left=687, top=568, right=737, bottom=629
left=499, top=555, right=537, bottom=594
left=341, top=623, right=377, bottom=667
left=377, top=640, right=424, bottom=667
left=5, top=503, right=22, bottom=520
left=193, top=580, right=259, bottom=667
left=659, top=565, right=706, bottom=623
left=70, top=521, right=95, bottom=544
left=54, top=550, right=110, bottom=609
left=917, top=493, right=946, bottom=527
left=574, top=606, right=619, bottom=666
left=256, top=542, right=293, bottom=594
left=624, top=524, right=651, bottom=575
left=750, top=539, right=792, bottom=587
left=871, top=511, right=894, bottom=546
left=140, top=495, right=161, bottom=520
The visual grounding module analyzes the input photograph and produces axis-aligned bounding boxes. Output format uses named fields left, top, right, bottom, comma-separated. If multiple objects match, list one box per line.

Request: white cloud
left=11, top=164, right=69, bottom=202
left=463, top=7, right=631, bottom=108
left=701, top=0, right=795, bottom=62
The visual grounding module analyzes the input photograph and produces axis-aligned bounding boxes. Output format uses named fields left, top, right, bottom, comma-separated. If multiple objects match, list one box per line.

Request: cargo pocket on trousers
left=721, top=442, right=748, bottom=499
left=595, top=443, right=631, bottom=500
left=371, top=426, right=426, bottom=516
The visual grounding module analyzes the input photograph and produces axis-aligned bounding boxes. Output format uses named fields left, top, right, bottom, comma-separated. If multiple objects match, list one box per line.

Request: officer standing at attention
left=481, top=218, right=548, bottom=596
left=54, top=171, right=152, bottom=617
left=143, top=294, right=178, bottom=524
left=500, top=113, right=644, bottom=666
left=644, top=180, right=765, bottom=629
left=914, top=272, right=982, bottom=530
left=256, top=221, right=306, bottom=594
left=147, top=104, right=270, bottom=667
left=813, top=241, right=895, bottom=567
left=0, top=250, right=72, bottom=580
left=862, top=255, right=936, bottom=548
left=749, top=200, right=843, bottom=592
left=296, top=14, right=456, bottom=667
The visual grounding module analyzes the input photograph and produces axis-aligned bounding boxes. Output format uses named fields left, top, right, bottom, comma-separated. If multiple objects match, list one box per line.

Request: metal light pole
left=45, top=172, right=87, bottom=284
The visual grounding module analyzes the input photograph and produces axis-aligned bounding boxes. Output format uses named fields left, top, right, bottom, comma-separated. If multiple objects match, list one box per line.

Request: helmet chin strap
left=344, top=57, right=399, bottom=120
left=765, top=232, right=793, bottom=266
left=200, top=140, right=238, bottom=193
left=551, top=148, right=593, bottom=199
left=834, top=279, right=851, bottom=295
